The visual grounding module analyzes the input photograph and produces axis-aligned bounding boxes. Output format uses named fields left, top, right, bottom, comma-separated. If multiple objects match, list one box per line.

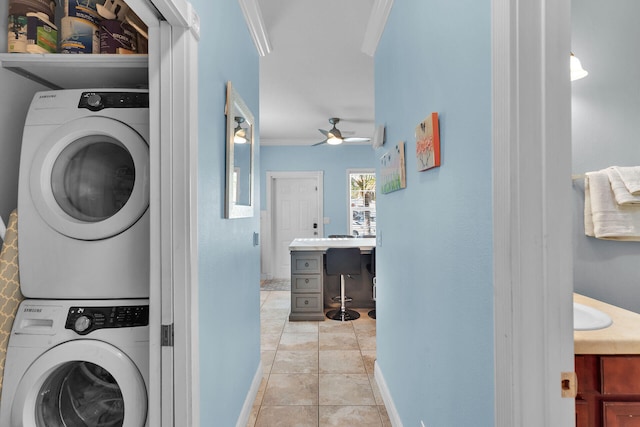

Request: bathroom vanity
left=288, top=238, right=375, bottom=321
left=574, top=294, right=640, bottom=427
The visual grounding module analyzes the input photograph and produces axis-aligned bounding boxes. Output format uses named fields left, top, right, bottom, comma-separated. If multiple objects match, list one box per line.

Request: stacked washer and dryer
left=0, top=89, right=151, bottom=427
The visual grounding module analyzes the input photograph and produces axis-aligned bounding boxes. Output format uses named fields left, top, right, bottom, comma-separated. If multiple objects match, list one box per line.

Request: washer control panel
left=65, top=305, right=149, bottom=335
left=78, top=91, right=149, bottom=111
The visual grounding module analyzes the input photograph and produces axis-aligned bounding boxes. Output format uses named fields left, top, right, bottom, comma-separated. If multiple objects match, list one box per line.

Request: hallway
left=247, top=284, right=390, bottom=426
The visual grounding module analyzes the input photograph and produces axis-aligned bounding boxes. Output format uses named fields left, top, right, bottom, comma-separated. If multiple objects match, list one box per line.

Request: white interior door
left=268, top=172, right=323, bottom=279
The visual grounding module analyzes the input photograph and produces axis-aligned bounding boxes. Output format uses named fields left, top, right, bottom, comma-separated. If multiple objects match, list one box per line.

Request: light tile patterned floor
left=247, top=289, right=390, bottom=426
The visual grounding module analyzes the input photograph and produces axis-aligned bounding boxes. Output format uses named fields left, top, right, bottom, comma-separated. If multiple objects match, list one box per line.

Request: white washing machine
left=18, top=89, right=150, bottom=299
left=0, top=299, right=149, bottom=427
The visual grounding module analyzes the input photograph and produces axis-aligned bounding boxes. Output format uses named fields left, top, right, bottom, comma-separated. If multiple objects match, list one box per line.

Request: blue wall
left=572, top=0, right=640, bottom=313
left=260, top=145, right=376, bottom=236
left=192, top=1, right=261, bottom=425
left=374, top=1, right=494, bottom=425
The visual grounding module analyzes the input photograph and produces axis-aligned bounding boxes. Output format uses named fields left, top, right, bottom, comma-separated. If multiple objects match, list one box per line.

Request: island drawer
left=291, top=253, right=322, bottom=274
left=292, top=275, right=322, bottom=292
left=292, top=293, right=323, bottom=312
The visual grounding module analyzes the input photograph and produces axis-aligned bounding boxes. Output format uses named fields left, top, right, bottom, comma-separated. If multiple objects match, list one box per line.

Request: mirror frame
left=225, top=81, right=255, bottom=218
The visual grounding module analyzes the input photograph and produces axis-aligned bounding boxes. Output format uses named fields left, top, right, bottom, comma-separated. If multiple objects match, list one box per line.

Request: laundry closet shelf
left=0, top=53, right=148, bottom=90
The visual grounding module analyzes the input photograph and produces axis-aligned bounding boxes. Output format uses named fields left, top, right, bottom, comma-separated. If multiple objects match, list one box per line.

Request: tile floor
left=246, top=287, right=390, bottom=426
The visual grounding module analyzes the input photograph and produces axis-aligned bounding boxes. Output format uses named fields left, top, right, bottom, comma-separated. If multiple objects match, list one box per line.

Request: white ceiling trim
left=361, top=0, right=394, bottom=57
left=238, top=0, right=272, bottom=56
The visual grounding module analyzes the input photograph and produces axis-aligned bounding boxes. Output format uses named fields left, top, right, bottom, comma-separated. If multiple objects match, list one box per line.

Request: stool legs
left=368, top=277, right=376, bottom=319
left=326, top=274, right=360, bottom=321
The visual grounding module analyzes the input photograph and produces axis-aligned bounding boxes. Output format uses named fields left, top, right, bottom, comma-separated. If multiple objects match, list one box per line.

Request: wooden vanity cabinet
left=576, top=355, right=640, bottom=426
left=289, top=251, right=325, bottom=321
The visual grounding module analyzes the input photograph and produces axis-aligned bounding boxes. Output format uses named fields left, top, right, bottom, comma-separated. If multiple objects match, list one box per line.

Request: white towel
left=605, top=167, right=640, bottom=205
left=612, top=166, right=640, bottom=195
left=584, top=170, right=640, bottom=240
left=584, top=175, right=594, bottom=237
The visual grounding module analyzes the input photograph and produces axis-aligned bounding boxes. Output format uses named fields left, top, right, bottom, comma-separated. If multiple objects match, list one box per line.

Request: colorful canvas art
left=379, top=142, right=406, bottom=194
left=416, top=112, right=441, bottom=171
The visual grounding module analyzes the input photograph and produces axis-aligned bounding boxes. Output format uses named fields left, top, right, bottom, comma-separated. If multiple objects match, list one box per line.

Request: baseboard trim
left=374, top=361, right=403, bottom=427
left=235, top=362, right=264, bottom=427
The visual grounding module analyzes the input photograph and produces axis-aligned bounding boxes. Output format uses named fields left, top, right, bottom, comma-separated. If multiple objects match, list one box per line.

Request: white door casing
left=265, top=171, right=323, bottom=279
left=492, top=0, right=574, bottom=425
left=126, top=0, right=200, bottom=426
left=154, top=12, right=200, bottom=427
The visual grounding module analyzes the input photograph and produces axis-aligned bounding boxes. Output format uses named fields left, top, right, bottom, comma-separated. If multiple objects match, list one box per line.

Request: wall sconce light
left=234, top=116, right=247, bottom=144
left=571, top=53, right=589, bottom=81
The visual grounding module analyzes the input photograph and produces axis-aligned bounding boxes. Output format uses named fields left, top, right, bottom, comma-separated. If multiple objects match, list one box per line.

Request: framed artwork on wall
left=416, top=112, right=441, bottom=171
left=380, top=141, right=406, bottom=194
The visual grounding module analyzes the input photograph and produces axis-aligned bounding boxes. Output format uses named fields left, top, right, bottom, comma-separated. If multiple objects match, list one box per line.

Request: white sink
left=574, top=302, right=613, bottom=331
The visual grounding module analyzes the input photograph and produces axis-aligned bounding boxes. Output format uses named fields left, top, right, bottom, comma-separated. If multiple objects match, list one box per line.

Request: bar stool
left=367, top=247, right=376, bottom=319
left=325, top=247, right=361, bottom=321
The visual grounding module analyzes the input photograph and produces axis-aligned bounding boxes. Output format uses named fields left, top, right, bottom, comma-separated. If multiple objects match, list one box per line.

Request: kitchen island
left=288, top=238, right=376, bottom=321
left=574, top=294, right=640, bottom=426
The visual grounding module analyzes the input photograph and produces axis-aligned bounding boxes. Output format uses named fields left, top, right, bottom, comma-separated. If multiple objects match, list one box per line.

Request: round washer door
left=10, top=340, right=147, bottom=427
left=30, top=116, right=149, bottom=241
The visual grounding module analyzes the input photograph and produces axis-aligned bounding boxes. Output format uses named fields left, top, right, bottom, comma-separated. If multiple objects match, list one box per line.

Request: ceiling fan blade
left=343, top=137, right=371, bottom=143
left=318, top=129, right=330, bottom=137
left=312, top=139, right=328, bottom=146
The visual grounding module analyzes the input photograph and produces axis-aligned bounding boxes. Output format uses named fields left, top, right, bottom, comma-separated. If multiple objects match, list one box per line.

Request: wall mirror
left=225, top=81, right=255, bottom=218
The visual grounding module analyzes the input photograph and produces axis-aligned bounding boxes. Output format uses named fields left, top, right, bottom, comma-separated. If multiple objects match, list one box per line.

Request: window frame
left=346, top=169, right=376, bottom=237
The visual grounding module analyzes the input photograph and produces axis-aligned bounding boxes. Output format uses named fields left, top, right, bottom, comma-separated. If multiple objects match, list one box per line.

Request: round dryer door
left=10, top=340, right=147, bottom=427
left=30, top=116, right=149, bottom=241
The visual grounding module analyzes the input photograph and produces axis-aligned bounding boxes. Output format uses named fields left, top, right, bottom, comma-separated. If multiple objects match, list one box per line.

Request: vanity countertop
left=574, top=293, right=640, bottom=354
left=288, top=237, right=376, bottom=253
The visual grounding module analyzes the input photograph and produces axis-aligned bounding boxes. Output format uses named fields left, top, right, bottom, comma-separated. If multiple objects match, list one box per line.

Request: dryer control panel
left=65, top=305, right=149, bottom=335
left=78, top=91, right=149, bottom=111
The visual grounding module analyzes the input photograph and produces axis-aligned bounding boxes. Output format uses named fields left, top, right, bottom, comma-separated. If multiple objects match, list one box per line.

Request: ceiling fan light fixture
left=234, top=127, right=247, bottom=144
left=327, top=125, right=343, bottom=145
left=327, top=136, right=343, bottom=145
left=313, top=117, right=370, bottom=146
left=234, top=116, right=248, bottom=144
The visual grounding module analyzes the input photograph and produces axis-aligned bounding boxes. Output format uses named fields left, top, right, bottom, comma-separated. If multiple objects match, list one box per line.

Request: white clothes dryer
left=18, top=89, right=150, bottom=299
left=0, top=299, right=149, bottom=427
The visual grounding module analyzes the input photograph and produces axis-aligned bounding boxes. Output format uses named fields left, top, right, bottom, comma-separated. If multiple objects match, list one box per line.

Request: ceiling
left=256, top=0, right=377, bottom=146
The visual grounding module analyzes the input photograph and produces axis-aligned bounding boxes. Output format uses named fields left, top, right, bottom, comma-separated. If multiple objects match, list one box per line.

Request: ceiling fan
left=312, top=118, right=371, bottom=146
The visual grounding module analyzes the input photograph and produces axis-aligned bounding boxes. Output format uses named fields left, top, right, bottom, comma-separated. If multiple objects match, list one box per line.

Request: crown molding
left=361, top=0, right=393, bottom=57
left=238, top=0, right=272, bottom=56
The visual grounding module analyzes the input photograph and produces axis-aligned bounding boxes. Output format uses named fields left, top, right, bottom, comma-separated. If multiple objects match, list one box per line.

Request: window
left=348, top=170, right=376, bottom=237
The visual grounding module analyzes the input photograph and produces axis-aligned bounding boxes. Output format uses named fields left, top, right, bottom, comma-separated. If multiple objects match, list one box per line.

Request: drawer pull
left=305, top=262, right=309, bottom=267
left=305, top=279, right=309, bottom=284
left=304, top=299, right=309, bottom=305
